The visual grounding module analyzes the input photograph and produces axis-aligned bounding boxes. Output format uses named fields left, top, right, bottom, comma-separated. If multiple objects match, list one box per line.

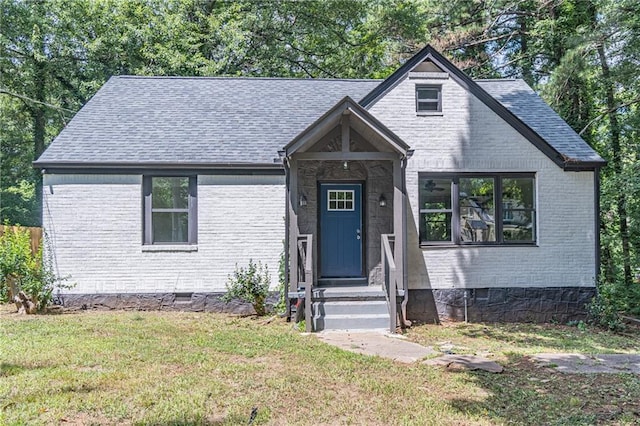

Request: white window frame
left=327, top=189, right=355, bottom=211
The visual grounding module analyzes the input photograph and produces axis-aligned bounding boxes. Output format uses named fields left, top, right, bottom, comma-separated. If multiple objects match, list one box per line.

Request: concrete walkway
left=532, top=353, right=640, bottom=374
left=316, top=330, right=437, bottom=364
left=316, top=331, right=640, bottom=374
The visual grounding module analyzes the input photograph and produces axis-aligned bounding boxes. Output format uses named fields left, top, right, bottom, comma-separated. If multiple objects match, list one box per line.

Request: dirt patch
left=59, top=411, right=126, bottom=425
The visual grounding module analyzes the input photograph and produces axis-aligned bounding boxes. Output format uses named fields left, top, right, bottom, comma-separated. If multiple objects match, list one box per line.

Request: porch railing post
left=382, top=234, right=397, bottom=333
left=304, top=234, right=313, bottom=333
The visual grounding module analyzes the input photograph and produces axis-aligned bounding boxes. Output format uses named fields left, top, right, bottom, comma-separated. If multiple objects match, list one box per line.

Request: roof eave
left=34, top=160, right=284, bottom=171
left=563, top=160, right=607, bottom=171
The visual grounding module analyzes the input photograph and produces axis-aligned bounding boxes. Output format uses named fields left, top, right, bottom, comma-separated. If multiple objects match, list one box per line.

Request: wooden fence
left=0, top=226, right=43, bottom=255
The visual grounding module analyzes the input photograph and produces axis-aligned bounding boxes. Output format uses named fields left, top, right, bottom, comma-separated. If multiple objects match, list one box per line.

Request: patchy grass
left=0, top=307, right=638, bottom=425
left=407, top=321, right=640, bottom=356
left=407, top=321, right=640, bottom=424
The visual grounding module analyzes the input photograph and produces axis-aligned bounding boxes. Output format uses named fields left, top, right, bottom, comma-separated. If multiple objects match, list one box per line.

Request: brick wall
left=369, top=73, right=597, bottom=291
left=43, top=174, right=285, bottom=294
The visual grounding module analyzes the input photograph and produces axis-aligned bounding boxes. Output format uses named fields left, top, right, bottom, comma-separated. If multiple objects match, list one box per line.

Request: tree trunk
left=31, top=60, right=47, bottom=227
left=601, top=222, right=615, bottom=283
left=14, top=290, right=37, bottom=314
left=6, top=274, right=19, bottom=302
left=597, top=45, right=633, bottom=287
left=518, top=13, right=533, bottom=86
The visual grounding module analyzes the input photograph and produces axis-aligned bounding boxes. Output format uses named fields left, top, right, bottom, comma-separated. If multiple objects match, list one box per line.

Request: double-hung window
left=419, top=173, right=536, bottom=246
left=416, top=85, right=442, bottom=113
left=143, top=176, right=197, bottom=245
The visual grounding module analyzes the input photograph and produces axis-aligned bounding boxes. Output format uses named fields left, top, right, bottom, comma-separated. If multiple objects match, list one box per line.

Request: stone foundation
left=56, top=287, right=597, bottom=324
left=407, top=287, right=597, bottom=323
left=57, top=292, right=281, bottom=316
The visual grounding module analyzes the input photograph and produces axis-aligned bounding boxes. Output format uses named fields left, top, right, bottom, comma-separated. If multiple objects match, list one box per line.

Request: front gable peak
left=360, top=45, right=605, bottom=170
left=284, top=96, right=410, bottom=159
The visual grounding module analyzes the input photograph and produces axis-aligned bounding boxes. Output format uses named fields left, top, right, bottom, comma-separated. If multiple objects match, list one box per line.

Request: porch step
left=311, top=286, right=391, bottom=331
left=313, top=300, right=388, bottom=316
left=312, top=286, right=386, bottom=301
left=314, top=313, right=390, bottom=331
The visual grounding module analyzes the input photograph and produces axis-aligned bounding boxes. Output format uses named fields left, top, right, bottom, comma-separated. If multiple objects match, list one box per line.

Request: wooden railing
left=297, top=234, right=313, bottom=332
left=381, top=234, right=411, bottom=332
left=381, top=234, right=398, bottom=333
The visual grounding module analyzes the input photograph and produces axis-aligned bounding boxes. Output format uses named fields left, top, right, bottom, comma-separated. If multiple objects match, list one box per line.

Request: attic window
left=416, top=85, right=442, bottom=113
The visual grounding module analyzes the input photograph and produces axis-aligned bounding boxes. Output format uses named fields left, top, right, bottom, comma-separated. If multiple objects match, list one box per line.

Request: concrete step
left=312, top=286, right=386, bottom=301
left=313, top=300, right=388, bottom=316
left=313, top=313, right=390, bottom=331
left=297, top=285, right=394, bottom=331
left=317, top=277, right=368, bottom=286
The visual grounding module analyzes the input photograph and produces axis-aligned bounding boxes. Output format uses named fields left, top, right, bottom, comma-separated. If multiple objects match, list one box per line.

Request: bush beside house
left=0, top=225, right=66, bottom=313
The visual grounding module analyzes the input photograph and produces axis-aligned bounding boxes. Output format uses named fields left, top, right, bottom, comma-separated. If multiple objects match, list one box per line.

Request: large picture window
left=143, top=176, right=197, bottom=244
left=419, top=173, right=535, bottom=246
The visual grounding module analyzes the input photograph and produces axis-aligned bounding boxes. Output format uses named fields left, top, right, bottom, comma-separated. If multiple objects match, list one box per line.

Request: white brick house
left=36, top=46, right=605, bottom=330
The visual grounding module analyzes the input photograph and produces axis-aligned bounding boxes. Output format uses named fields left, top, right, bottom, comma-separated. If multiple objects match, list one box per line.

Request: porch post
left=284, top=160, right=291, bottom=318
left=341, top=112, right=350, bottom=152
left=392, top=158, right=405, bottom=315
left=288, top=158, right=299, bottom=293
left=402, top=158, right=408, bottom=293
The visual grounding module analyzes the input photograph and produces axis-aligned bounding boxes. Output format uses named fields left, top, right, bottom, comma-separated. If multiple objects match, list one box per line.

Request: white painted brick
left=370, top=75, right=596, bottom=290
left=43, top=175, right=285, bottom=294
left=44, top=75, right=596, bottom=295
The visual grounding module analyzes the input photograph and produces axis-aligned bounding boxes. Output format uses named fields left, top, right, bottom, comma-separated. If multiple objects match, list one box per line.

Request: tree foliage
left=1, top=0, right=638, bottom=316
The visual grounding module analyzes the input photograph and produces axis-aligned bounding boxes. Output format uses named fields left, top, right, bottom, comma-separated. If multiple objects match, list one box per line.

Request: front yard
left=1, top=307, right=639, bottom=425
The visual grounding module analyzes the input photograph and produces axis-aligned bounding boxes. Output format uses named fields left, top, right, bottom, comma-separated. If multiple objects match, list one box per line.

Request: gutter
left=563, top=160, right=608, bottom=171
left=35, top=161, right=285, bottom=175
left=34, top=160, right=284, bottom=169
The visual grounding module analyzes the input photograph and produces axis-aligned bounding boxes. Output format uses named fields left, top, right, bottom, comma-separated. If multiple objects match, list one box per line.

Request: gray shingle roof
left=36, top=76, right=380, bottom=167
left=477, top=79, right=604, bottom=164
left=36, top=74, right=604, bottom=168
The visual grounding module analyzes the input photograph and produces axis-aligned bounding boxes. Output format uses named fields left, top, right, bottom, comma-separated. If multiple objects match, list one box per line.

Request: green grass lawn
left=1, top=308, right=639, bottom=425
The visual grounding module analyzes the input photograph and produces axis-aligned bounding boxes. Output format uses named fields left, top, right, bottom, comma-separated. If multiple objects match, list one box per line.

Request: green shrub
left=222, top=259, right=271, bottom=316
left=1, top=227, right=37, bottom=302
left=0, top=227, right=69, bottom=311
left=587, top=280, right=625, bottom=331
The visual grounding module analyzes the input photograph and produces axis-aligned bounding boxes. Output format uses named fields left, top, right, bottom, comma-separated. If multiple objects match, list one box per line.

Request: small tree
left=0, top=226, right=69, bottom=313
left=222, top=260, right=271, bottom=316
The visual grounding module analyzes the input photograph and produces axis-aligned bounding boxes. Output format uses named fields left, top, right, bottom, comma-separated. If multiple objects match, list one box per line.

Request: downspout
left=400, top=156, right=411, bottom=327
left=464, top=290, right=468, bottom=323
left=283, top=157, right=291, bottom=320
left=594, top=167, right=601, bottom=291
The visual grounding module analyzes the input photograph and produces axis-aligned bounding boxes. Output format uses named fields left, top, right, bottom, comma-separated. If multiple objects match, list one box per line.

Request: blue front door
left=320, top=183, right=363, bottom=278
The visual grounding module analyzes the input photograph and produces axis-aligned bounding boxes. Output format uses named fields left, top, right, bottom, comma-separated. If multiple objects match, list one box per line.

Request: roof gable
left=284, top=96, right=409, bottom=158
left=360, top=45, right=605, bottom=170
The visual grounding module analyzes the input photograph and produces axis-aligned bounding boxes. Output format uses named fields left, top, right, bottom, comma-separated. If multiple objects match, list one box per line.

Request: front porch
left=282, top=97, right=411, bottom=332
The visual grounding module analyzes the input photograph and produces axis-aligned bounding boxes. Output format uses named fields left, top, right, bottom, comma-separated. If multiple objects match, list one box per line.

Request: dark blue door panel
left=320, top=183, right=362, bottom=277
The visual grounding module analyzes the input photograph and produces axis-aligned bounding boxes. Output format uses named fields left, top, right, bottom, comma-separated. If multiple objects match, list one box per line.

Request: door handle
left=356, top=229, right=361, bottom=240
